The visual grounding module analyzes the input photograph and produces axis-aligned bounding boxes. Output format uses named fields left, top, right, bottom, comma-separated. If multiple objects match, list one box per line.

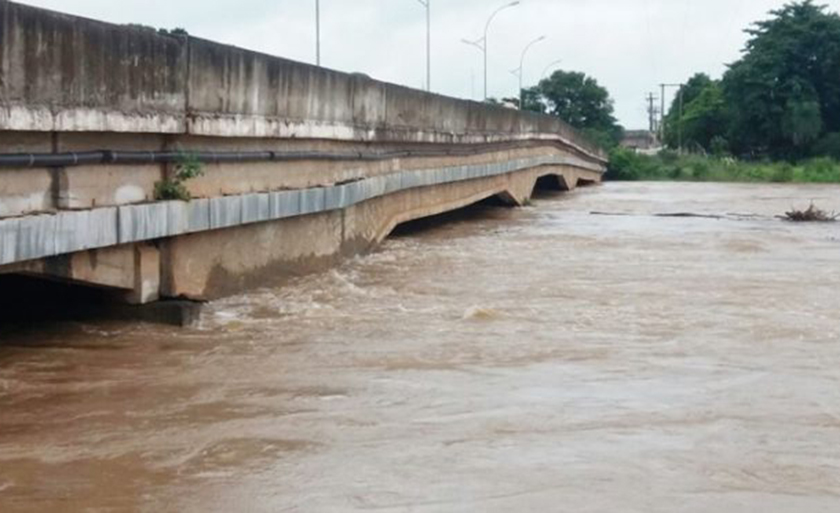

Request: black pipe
left=0, top=141, right=594, bottom=169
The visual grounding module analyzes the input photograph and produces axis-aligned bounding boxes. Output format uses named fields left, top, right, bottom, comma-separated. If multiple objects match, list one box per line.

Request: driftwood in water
left=782, top=204, right=838, bottom=222
left=590, top=212, right=723, bottom=219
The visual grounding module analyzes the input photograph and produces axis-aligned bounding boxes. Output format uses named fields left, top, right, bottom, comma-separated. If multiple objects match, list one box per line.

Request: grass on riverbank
left=607, top=148, right=840, bottom=183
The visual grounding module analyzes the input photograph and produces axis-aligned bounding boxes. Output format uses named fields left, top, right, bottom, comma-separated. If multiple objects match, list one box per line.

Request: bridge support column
left=125, top=244, right=161, bottom=305
left=1, top=243, right=161, bottom=305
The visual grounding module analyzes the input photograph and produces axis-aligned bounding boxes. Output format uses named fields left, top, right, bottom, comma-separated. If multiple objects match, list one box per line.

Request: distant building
left=621, top=130, right=661, bottom=154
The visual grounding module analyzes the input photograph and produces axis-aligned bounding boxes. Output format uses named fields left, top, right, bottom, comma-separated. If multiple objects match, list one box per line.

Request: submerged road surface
left=1, top=182, right=840, bottom=512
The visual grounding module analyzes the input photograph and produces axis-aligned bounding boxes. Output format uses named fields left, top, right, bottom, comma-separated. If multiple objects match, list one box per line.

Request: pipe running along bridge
left=0, top=1, right=606, bottom=307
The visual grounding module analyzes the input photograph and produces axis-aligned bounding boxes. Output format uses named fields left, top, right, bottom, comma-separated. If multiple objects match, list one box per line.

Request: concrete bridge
left=0, top=1, right=606, bottom=306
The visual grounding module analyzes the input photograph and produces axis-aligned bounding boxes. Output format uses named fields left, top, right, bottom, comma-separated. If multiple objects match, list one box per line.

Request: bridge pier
left=0, top=242, right=161, bottom=304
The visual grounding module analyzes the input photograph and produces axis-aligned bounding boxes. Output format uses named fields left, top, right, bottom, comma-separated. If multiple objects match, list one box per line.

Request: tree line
left=515, top=1, right=840, bottom=162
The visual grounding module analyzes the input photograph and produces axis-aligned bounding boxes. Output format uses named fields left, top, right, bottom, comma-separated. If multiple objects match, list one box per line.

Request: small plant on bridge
left=154, top=151, right=205, bottom=201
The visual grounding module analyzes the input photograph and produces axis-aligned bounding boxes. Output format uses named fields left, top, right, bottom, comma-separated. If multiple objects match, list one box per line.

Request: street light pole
left=540, top=59, right=563, bottom=80
left=315, top=0, right=321, bottom=66
left=463, top=1, right=520, bottom=101
left=461, top=38, right=484, bottom=100
left=510, top=35, right=546, bottom=109
left=415, top=0, right=431, bottom=91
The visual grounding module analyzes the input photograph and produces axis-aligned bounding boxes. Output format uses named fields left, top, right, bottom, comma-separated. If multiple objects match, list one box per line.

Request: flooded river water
left=1, top=182, right=840, bottom=512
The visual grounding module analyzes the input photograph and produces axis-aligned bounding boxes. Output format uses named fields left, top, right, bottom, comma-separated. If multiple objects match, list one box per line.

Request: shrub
left=800, top=158, right=840, bottom=182
left=770, top=163, right=795, bottom=183
left=813, top=132, right=840, bottom=160
left=154, top=151, right=205, bottom=201
left=688, top=158, right=711, bottom=180
left=605, top=151, right=840, bottom=184
left=710, top=136, right=730, bottom=156
left=606, top=147, right=643, bottom=181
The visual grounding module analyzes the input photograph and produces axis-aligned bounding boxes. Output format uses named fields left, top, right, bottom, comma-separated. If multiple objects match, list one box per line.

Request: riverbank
left=607, top=148, right=840, bottom=183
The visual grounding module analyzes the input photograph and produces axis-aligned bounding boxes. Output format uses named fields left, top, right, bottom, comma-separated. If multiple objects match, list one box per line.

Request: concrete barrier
left=0, top=0, right=604, bottom=160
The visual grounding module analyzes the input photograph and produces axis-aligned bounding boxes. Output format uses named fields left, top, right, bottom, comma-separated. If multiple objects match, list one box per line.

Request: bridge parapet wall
left=0, top=0, right=605, bottom=159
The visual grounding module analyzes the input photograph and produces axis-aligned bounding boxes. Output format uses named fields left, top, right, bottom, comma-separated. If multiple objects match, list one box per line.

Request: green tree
left=520, top=86, right=546, bottom=114
left=666, top=80, right=730, bottom=153
left=663, top=73, right=715, bottom=149
left=532, top=70, right=623, bottom=148
left=722, top=1, right=840, bottom=158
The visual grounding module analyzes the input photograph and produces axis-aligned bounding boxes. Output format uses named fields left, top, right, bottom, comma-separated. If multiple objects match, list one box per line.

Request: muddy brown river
left=1, top=182, right=839, bottom=512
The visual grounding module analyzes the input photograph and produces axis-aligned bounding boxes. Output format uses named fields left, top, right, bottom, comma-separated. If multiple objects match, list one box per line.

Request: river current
left=1, top=182, right=839, bottom=512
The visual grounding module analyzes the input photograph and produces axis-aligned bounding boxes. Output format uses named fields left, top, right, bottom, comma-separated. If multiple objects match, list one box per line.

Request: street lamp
left=315, top=0, right=321, bottom=66
left=414, top=0, right=431, bottom=91
left=510, top=35, right=546, bottom=109
left=461, top=39, right=484, bottom=101
left=463, top=1, right=521, bottom=101
left=540, top=59, right=563, bottom=80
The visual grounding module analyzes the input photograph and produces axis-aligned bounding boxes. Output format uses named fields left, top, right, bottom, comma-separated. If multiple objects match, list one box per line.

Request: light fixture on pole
left=414, top=0, right=431, bottom=91
left=462, top=1, right=521, bottom=101
left=510, top=35, right=546, bottom=110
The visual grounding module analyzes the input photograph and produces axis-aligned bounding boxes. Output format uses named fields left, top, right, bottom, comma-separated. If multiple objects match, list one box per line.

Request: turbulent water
left=1, top=182, right=840, bottom=512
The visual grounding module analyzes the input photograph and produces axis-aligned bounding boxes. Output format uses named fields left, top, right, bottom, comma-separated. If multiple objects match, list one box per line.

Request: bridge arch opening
left=533, top=174, right=572, bottom=193
left=0, top=274, right=198, bottom=328
left=0, top=274, right=126, bottom=325
left=389, top=193, right=520, bottom=238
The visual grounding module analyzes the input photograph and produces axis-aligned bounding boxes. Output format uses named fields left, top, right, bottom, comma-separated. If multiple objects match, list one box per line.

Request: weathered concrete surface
left=164, top=167, right=598, bottom=299
left=0, top=137, right=597, bottom=219
left=0, top=1, right=603, bottom=158
left=0, top=151, right=603, bottom=303
left=0, top=1, right=187, bottom=133
left=6, top=243, right=160, bottom=300
left=0, top=133, right=54, bottom=216
left=56, top=133, right=165, bottom=209
left=0, top=160, right=598, bottom=300
left=0, top=0, right=606, bottom=303
left=0, top=156, right=599, bottom=266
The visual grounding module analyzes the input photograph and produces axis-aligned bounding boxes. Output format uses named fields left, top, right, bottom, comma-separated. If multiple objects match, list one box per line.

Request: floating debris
left=782, top=203, right=838, bottom=222
left=590, top=211, right=723, bottom=219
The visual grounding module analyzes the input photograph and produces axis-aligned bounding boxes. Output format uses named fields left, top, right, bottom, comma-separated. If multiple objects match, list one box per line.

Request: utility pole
left=678, top=88, right=684, bottom=154
left=659, top=83, right=666, bottom=140
left=659, top=83, right=683, bottom=150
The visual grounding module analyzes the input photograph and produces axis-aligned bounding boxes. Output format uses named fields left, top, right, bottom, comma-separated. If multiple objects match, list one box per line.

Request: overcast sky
left=19, top=0, right=840, bottom=128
